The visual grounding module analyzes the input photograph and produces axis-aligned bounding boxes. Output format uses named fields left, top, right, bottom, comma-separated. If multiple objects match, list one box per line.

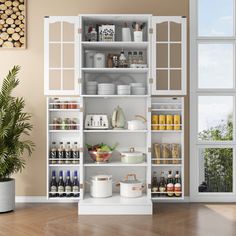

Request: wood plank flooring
left=0, top=203, right=236, bottom=236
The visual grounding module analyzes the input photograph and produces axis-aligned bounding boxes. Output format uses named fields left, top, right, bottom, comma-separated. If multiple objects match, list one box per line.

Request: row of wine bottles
left=49, top=141, right=80, bottom=164
left=151, top=170, right=182, bottom=197
left=49, top=170, right=80, bottom=198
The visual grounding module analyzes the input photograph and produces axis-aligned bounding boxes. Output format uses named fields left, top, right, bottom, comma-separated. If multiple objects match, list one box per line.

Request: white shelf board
left=49, top=130, right=81, bottom=133
left=152, top=196, right=184, bottom=200
left=82, top=95, right=148, bottom=98
left=84, top=129, right=148, bottom=133
left=84, top=161, right=148, bottom=167
left=49, top=109, right=80, bottom=112
left=151, top=109, right=182, bottom=111
left=79, top=193, right=152, bottom=215
left=81, top=68, right=149, bottom=74
left=81, top=41, right=149, bottom=49
left=49, top=164, right=80, bottom=167
left=152, top=164, right=182, bottom=167
left=151, top=130, right=182, bottom=133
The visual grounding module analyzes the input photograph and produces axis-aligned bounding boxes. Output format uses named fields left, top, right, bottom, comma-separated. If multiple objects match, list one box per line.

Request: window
left=190, top=0, right=236, bottom=201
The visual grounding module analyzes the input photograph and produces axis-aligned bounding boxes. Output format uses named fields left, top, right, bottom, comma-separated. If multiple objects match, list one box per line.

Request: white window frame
left=190, top=0, right=236, bottom=202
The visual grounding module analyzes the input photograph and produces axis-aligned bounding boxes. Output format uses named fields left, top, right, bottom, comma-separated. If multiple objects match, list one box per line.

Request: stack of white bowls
left=98, top=83, right=115, bottom=95
left=130, top=83, right=146, bottom=95
left=86, top=81, right=97, bottom=95
left=117, top=85, right=131, bottom=95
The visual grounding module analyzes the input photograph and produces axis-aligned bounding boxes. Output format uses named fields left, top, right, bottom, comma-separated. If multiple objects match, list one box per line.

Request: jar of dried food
left=166, top=115, right=173, bottom=130
left=71, top=118, right=78, bottom=130
left=162, top=144, right=171, bottom=164
left=159, top=115, right=166, bottom=130
left=174, top=115, right=181, bottom=130
left=151, top=115, right=158, bottom=130
left=52, top=118, right=58, bottom=130
left=172, top=144, right=181, bottom=164
left=61, top=101, right=68, bottom=109
left=153, top=143, right=161, bottom=164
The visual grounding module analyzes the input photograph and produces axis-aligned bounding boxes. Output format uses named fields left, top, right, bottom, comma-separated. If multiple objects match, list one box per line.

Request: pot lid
left=121, top=147, right=143, bottom=156
left=120, top=174, right=141, bottom=184
left=90, top=175, right=112, bottom=181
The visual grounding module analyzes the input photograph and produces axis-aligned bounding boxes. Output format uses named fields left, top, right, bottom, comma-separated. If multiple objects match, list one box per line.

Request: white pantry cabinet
left=44, top=14, right=187, bottom=215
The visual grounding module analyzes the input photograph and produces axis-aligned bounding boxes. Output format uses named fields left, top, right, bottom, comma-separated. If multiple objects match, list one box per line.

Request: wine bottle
left=58, top=170, right=65, bottom=197
left=65, top=142, right=72, bottom=164
left=167, top=170, right=174, bottom=197
left=65, top=170, right=72, bottom=197
left=50, top=142, right=57, bottom=164
left=174, top=171, right=182, bottom=197
left=58, top=142, right=65, bottom=164
left=72, top=171, right=80, bottom=197
left=72, top=142, right=80, bottom=164
left=49, top=170, right=57, bottom=197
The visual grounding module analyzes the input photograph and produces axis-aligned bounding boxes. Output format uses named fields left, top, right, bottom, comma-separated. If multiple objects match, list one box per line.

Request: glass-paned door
left=152, top=16, right=187, bottom=95
left=44, top=16, right=80, bottom=95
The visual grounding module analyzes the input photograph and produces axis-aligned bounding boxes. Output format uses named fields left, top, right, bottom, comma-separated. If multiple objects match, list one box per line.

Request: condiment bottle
left=166, top=170, right=174, bottom=197
left=151, top=171, right=158, bottom=193
left=90, top=27, right=97, bottom=42
left=174, top=171, right=182, bottom=197
left=119, top=49, right=127, bottom=68
left=127, top=51, right=133, bottom=67
left=138, top=51, right=144, bottom=64
left=159, top=171, right=166, bottom=197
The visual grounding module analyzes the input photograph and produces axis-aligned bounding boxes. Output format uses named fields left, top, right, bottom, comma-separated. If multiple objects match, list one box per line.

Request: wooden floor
left=0, top=203, right=236, bottom=236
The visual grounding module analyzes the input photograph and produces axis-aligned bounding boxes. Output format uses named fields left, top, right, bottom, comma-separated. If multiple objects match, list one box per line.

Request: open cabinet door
left=44, top=16, right=81, bottom=95
left=151, top=16, right=186, bottom=95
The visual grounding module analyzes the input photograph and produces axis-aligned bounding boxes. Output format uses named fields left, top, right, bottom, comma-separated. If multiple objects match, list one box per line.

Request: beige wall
left=0, top=0, right=189, bottom=196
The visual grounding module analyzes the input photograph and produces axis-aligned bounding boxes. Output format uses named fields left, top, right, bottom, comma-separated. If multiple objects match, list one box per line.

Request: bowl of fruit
left=87, top=143, right=118, bottom=163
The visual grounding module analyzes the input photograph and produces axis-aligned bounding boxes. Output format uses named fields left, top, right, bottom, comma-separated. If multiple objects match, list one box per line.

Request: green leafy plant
left=198, top=115, right=233, bottom=192
left=0, top=66, right=35, bottom=181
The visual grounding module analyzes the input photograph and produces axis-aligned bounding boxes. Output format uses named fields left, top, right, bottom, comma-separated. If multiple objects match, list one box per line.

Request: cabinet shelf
left=82, top=41, right=149, bottom=49
left=81, top=68, right=149, bottom=74
left=49, top=164, right=80, bottom=167
left=84, top=161, right=148, bottom=167
left=49, top=130, right=81, bottom=133
left=49, top=109, right=81, bottom=112
left=84, top=129, right=148, bottom=133
left=151, top=130, right=182, bottom=133
left=82, top=95, right=148, bottom=98
left=152, top=164, right=182, bottom=167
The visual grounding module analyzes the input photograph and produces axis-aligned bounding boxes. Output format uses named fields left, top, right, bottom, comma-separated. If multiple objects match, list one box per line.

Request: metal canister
left=159, top=115, right=166, bottom=130
left=166, top=115, right=173, bottom=130
left=151, top=115, right=158, bottom=130
left=174, top=115, right=181, bottom=130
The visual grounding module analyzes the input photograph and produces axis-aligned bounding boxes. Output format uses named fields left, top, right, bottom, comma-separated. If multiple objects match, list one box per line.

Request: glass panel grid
left=156, top=21, right=182, bottom=91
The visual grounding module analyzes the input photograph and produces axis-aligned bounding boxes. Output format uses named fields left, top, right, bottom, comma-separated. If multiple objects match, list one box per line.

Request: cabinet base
left=78, top=194, right=153, bottom=215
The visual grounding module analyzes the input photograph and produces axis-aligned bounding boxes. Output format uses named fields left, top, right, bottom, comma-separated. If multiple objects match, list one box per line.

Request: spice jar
left=172, top=144, right=181, bottom=164
left=153, top=143, right=161, bottom=164
left=60, top=101, right=68, bottom=109
left=53, top=98, right=60, bottom=109
left=166, top=115, right=173, bottom=130
left=71, top=118, right=78, bottom=130
left=112, top=55, right=119, bottom=68
left=52, top=118, right=58, bottom=130
left=162, top=144, right=171, bottom=164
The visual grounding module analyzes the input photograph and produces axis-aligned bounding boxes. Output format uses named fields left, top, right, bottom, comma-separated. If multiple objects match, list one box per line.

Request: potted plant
left=0, top=66, right=35, bottom=213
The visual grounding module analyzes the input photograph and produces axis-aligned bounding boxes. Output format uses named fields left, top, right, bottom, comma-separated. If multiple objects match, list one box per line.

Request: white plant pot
left=0, top=178, right=15, bottom=212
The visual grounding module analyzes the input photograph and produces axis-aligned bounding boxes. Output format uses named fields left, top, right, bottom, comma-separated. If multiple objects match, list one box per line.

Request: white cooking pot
left=121, top=147, right=145, bottom=164
left=89, top=174, right=112, bottom=198
left=127, top=115, right=147, bottom=130
left=118, top=174, right=144, bottom=198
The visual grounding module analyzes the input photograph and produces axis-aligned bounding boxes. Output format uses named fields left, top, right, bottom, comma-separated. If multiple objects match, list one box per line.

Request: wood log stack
left=0, top=0, right=26, bottom=48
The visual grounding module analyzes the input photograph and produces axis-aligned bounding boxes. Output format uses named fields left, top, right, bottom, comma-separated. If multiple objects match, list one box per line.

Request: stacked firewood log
left=0, top=0, right=25, bottom=48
